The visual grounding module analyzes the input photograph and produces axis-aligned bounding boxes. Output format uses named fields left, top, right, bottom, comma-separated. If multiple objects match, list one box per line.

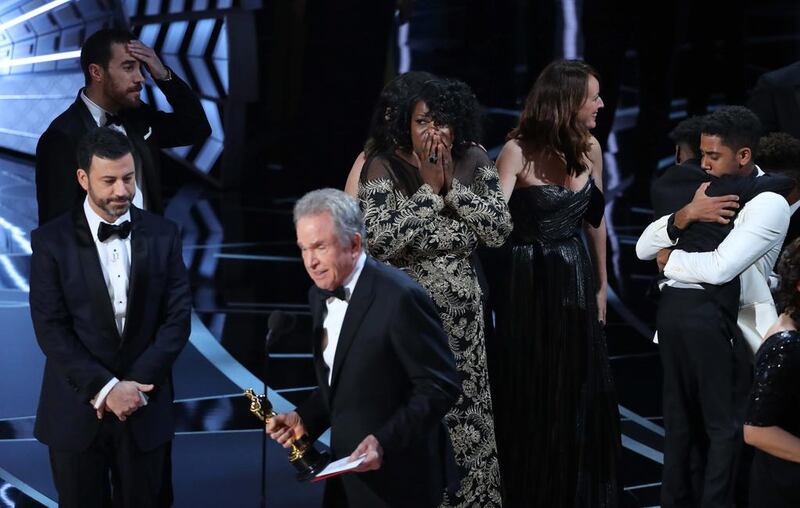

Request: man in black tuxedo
left=35, top=28, right=211, bottom=225
left=29, top=128, right=191, bottom=507
left=267, top=189, right=461, bottom=507
left=747, top=61, right=800, bottom=140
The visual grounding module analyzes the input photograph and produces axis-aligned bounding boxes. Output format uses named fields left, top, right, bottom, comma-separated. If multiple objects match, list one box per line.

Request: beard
left=105, top=81, right=142, bottom=110
left=96, top=194, right=133, bottom=219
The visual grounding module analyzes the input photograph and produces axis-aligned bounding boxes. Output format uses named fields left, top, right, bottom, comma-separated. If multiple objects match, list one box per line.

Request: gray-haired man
left=267, top=188, right=461, bottom=508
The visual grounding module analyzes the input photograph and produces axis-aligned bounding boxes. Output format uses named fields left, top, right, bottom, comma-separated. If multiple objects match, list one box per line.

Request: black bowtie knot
left=104, top=114, right=124, bottom=127
left=98, top=221, right=131, bottom=242
left=318, top=286, right=347, bottom=301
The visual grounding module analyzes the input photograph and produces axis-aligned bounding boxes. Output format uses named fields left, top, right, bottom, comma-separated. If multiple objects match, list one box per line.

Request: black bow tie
left=98, top=221, right=131, bottom=242
left=104, top=114, right=123, bottom=127
left=318, top=286, right=347, bottom=301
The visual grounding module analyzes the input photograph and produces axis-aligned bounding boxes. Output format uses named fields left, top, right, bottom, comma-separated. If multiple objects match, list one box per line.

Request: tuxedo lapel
left=73, top=207, right=120, bottom=343
left=307, top=288, right=331, bottom=398
left=121, top=207, right=148, bottom=341
left=328, top=258, right=377, bottom=398
left=73, top=92, right=98, bottom=133
left=122, top=117, right=162, bottom=213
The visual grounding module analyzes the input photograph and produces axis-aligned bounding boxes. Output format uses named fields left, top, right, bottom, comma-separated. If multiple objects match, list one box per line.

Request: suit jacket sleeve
left=125, top=228, right=192, bottom=384
left=295, top=388, right=331, bottom=442
left=664, top=192, right=790, bottom=285
left=35, top=128, right=80, bottom=226
left=145, top=70, right=212, bottom=148
left=373, top=284, right=461, bottom=456
left=636, top=214, right=677, bottom=261
left=29, top=230, right=115, bottom=402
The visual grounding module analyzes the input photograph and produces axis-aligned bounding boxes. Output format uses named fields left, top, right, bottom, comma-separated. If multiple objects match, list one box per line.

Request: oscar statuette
left=244, top=388, right=330, bottom=481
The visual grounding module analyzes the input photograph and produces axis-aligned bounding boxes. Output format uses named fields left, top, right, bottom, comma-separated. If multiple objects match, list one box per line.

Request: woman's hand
left=596, top=284, right=607, bottom=325
left=417, top=130, right=445, bottom=193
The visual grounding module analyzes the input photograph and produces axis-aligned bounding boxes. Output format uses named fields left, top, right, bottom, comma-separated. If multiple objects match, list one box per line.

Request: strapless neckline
left=515, top=177, right=592, bottom=195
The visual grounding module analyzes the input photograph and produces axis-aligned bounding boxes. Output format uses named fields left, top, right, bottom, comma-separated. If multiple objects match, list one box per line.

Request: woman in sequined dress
left=743, top=237, right=800, bottom=508
left=494, top=59, right=620, bottom=507
left=358, top=77, right=511, bottom=507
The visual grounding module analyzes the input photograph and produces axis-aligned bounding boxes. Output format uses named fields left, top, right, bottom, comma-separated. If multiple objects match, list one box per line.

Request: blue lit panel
left=188, top=56, right=217, bottom=98
left=144, top=0, right=162, bottom=16
left=188, top=18, right=214, bottom=56
left=138, top=23, right=161, bottom=48
left=163, top=21, right=188, bottom=54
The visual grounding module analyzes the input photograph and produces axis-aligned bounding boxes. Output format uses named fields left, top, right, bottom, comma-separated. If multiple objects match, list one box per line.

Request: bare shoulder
left=497, top=139, right=527, bottom=173
left=765, top=314, right=798, bottom=340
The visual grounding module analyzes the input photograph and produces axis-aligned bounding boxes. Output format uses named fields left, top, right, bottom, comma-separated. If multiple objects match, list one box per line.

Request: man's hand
left=657, top=248, right=673, bottom=272
left=126, top=40, right=169, bottom=81
left=105, top=380, right=153, bottom=421
left=266, top=411, right=306, bottom=448
left=349, top=434, right=383, bottom=472
left=673, top=182, right=739, bottom=229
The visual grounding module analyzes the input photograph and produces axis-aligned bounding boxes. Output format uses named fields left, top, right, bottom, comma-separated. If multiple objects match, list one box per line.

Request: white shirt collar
left=80, top=89, right=113, bottom=127
left=338, top=252, right=367, bottom=302
left=83, top=197, right=131, bottom=243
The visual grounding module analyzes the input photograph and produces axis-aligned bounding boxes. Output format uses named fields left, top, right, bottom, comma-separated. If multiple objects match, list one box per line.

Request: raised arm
left=444, top=146, right=512, bottom=247
left=359, top=156, right=462, bottom=261
left=664, top=192, right=789, bottom=285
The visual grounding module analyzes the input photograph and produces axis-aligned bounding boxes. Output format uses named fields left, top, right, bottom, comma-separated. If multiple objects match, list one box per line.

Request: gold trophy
left=244, top=388, right=330, bottom=481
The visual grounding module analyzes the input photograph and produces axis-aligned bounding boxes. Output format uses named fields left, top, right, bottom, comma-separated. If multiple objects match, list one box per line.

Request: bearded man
left=35, top=28, right=210, bottom=225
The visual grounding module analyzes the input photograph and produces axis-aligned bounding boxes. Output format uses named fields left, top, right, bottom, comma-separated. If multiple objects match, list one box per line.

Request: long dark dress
left=745, top=330, right=800, bottom=508
left=358, top=146, right=511, bottom=507
left=496, top=179, right=620, bottom=507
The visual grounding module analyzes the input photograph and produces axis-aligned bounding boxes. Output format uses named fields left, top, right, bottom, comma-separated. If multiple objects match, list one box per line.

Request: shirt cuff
left=91, top=377, right=120, bottom=409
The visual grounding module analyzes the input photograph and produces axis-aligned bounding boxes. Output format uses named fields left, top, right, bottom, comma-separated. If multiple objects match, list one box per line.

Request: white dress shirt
left=83, top=199, right=146, bottom=409
left=80, top=90, right=145, bottom=210
left=322, top=252, right=367, bottom=385
left=636, top=167, right=791, bottom=352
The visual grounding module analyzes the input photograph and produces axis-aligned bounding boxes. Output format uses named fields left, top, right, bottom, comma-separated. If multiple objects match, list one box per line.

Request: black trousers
left=49, top=417, right=172, bottom=508
left=657, top=286, right=751, bottom=508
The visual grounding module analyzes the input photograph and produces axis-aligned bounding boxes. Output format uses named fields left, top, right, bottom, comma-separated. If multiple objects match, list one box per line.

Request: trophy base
left=292, top=450, right=331, bottom=482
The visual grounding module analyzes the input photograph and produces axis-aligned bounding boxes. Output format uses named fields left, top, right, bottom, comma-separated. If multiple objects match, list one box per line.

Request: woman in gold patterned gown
left=358, top=77, right=511, bottom=507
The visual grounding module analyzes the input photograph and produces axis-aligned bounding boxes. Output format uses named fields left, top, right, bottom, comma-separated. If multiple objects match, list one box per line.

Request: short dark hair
left=701, top=106, right=762, bottom=157
left=668, top=115, right=704, bottom=156
left=76, top=128, right=134, bottom=172
left=757, top=132, right=800, bottom=173
left=775, top=237, right=800, bottom=322
left=80, top=28, right=136, bottom=86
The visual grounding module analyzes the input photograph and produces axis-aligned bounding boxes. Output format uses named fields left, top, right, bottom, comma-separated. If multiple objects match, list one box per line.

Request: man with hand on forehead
left=35, top=27, right=210, bottom=225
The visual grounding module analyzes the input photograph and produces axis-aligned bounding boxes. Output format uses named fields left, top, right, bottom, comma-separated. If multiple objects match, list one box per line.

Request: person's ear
left=77, top=168, right=89, bottom=191
left=737, top=147, right=752, bottom=167
left=88, top=63, right=104, bottom=84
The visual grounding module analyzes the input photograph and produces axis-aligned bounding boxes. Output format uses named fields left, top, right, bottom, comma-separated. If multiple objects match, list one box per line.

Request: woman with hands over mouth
left=357, top=77, right=511, bottom=507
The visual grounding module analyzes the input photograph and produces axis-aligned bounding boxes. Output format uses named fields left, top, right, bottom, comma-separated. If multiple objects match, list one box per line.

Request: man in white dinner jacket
left=636, top=106, right=790, bottom=508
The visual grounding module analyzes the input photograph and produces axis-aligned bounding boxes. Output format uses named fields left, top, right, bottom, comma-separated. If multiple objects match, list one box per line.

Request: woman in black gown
left=494, top=59, right=620, bottom=507
left=743, top=237, right=800, bottom=508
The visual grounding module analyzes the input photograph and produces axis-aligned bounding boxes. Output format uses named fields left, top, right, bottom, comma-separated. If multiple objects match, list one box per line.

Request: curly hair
left=757, top=132, right=800, bottom=173
left=508, top=59, right=599, bottom=176
left=775, top=237, right=800, bottom=321
left=364, top=71, right=435, bottom=158
left=668, top=116, right=705, bottom=157
left=701, top=106, right=762, bottom=158
left=384, top=77, right=483, bottom=161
